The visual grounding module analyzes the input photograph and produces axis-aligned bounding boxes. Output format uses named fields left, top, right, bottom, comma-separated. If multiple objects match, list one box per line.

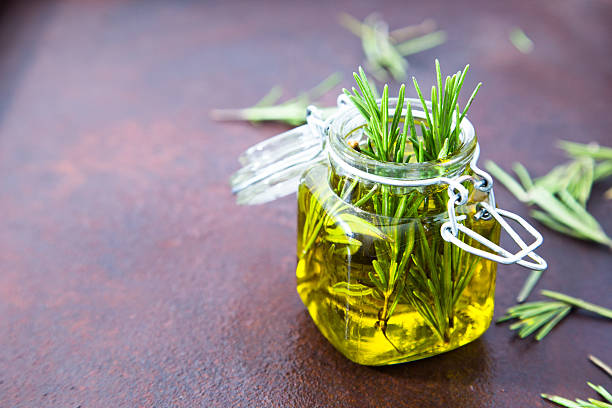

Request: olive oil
left=297, top=163, right=500, bottom=365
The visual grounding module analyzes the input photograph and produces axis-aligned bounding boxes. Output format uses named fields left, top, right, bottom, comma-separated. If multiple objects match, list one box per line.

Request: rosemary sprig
left=339, top=13, right=446, bottom=81
left=211, top=73, right=342, bottom=125
left=342, top=67, right=408, bottom=162
left=498, top=290, right=612, bottom=340
left=485, top=141, right=612, bottom=250
left=560, top=140, right=612, bottom=202
left=411, top=60, right=482, bottom=161
left=333, top=63, right=486, bottom=344
left=486, top=139, right=612, bottom=304
left=343, top=61, right=482, bottom=163
left=542, top=356, right=612, bottom=408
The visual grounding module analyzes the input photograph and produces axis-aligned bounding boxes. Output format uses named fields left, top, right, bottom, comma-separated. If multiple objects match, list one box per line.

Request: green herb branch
left=211, top=73, right=342, bottom=125
left=331, top=62, right=485, bottom=344
left=411, top=60, right=481, bottom=161
left=486, top=141, right=612, bottom=249
left=498, top=290, right=612, bottom=341
left=343, top=60, right=482, bottom=163
left=339, top=13, right=446, bottom=81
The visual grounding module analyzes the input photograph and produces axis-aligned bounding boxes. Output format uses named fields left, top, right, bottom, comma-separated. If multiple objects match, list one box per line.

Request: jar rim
left=327, top=97, right=477, bottom=182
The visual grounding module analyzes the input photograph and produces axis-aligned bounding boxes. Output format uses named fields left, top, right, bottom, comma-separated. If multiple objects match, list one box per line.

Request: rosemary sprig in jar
left=326, top=61, right=484, bottom=344
left=342, top=60, right=482, bottom=163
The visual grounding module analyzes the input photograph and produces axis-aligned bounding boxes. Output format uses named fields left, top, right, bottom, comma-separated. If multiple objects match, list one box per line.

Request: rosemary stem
left=541, top=290, right=612, bottom=319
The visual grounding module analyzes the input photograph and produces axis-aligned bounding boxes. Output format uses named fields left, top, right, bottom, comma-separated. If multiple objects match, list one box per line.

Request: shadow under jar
left=296, top=99, right=501, bottom=365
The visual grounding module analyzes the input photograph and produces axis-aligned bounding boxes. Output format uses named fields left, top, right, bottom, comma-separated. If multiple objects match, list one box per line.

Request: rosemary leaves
left=343, top=60, right=482, bottom=163
left=339, top=13, right=446, bottom=81
left=296, top=61, right=499, bottom=364
left=486, top=141, right=612, bottom=249
left=498, top=290, right=612, bottom=340
left=541, top=355, right=612, bottom=408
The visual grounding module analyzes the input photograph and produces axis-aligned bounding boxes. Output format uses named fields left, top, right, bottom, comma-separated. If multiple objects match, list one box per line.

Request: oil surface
left=297, top=163, right=501, bottom=365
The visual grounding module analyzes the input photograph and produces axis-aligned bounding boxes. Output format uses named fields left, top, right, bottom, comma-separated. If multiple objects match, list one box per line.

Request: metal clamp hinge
left=440, top=150, right=547, bottom=271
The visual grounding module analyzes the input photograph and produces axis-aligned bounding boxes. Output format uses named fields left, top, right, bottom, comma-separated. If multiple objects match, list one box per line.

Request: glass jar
left=231, top=96, right=546, bottom=366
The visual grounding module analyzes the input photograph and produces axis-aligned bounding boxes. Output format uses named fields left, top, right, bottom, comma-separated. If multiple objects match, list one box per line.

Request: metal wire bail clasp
left=440, top=145, right=547, bottom=271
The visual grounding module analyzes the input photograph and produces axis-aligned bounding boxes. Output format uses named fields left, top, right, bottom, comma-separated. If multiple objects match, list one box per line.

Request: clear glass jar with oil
left=296, top=99, right=501, bottom=365
left=230, top=96, right=546, bottom=366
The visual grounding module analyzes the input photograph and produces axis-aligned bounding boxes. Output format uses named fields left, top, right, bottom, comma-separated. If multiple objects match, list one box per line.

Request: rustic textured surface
left=1, top=1, right=611, bottom=407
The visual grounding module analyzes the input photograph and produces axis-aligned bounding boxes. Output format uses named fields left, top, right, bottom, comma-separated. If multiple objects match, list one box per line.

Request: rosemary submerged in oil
left=339, top=63, right=483, bottom=343
left=298, top=61, right=492, bottom=358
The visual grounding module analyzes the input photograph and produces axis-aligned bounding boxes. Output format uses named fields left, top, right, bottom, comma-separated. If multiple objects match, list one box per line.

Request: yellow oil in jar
left=296, top=164, right=500, bottom=365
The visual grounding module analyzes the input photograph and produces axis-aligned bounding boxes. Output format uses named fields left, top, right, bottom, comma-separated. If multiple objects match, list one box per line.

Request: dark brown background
left=1, top=1, right=611, bottom=407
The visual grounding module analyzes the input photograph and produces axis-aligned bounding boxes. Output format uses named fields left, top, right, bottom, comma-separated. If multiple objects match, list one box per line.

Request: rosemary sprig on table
left=541, top=355, right=612, bottom=408
left=487, top=142, right=612, bottom=302
left=498, top=290, right=612, bottom=340
left=560, top=140, right=612, bottom=201
left=339, top=13, right=446, bottom=81
left=485, top=141, right=612, bottom=249
left=211, top=73, right=341, bottom=125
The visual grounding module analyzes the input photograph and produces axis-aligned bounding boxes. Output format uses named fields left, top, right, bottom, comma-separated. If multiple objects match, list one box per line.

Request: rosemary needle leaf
left=530, top=210, right=588, bottom=239
left=332, top=282, right=374, bottom=297
left=509, top=27, right=534, bottom=54
left=516, top=269, right=542, bottom=303
left=588, top=383, right=612, bottom=403
left=594, top=161, right=612, bottom=182
left=589, top=355, right=612, bottom=378
left=340, top=13, right=446, bottom=81
left=518, top=309, right=560, bottom=338
left=534, top=305, right=571, bottom=340
left=484, top=161, right=529, bottom=201
left=530, top=188, right=612, bottom=247
left=253, top=85, right=283, bottom=108
left=512, top=162, right=534, bottom=191
left=541, top=290, right=612, bottom=319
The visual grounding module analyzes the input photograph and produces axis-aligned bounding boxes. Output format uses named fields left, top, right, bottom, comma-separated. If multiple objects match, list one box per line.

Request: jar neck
left=326, top=98, right=477, bottom=184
